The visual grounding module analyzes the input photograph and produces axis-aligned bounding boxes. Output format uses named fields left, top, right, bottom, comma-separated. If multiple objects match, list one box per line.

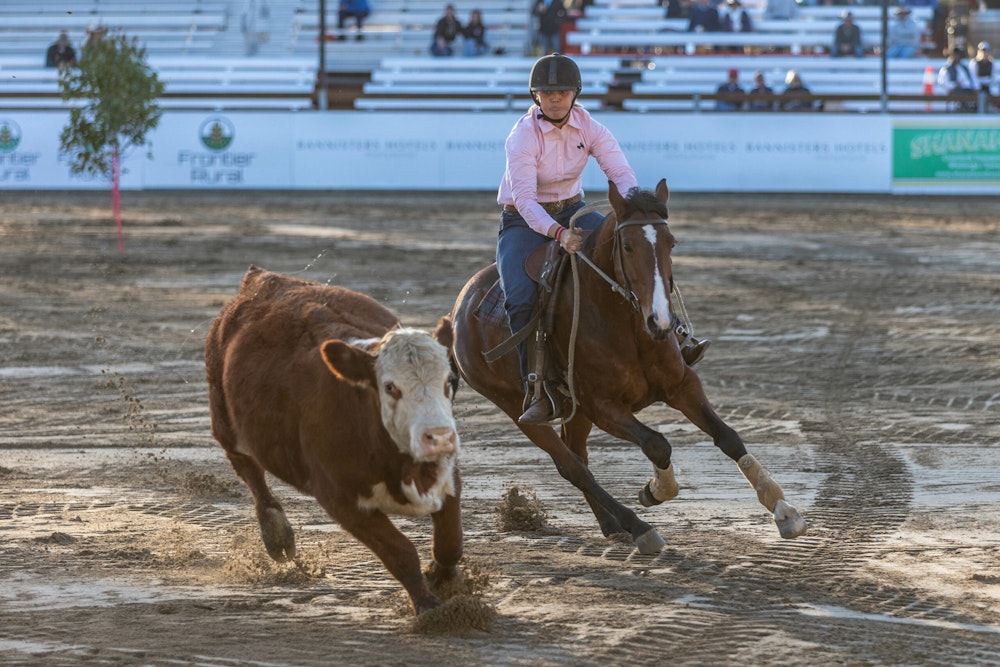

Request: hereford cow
left=204, top=266, right=463, bottom=615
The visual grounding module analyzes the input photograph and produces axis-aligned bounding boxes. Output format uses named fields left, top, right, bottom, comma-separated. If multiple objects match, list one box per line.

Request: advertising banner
left=0, top=110, right=996, bottom=194
left=0, top=112, right=142, bottom=190
left=144, top=112, right=294, bottom=188
left=892, top=120, right=1000, bottom=193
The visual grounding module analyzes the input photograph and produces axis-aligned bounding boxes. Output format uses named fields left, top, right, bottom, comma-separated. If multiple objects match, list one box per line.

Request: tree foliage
left=58, top=30, right=164, bottom=178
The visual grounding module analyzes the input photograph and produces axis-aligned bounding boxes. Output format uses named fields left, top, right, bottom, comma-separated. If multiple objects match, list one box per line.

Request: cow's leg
left=561, top=415, right=627, bottom=539
left=425, top=471, right=464, bottom=598
left=328, top=502, right=441, bottom=615
left=665, top=371, right=808, bottom=539
left=225, top=450, right=296, bottom=561
left=518, top=422, right=664, bottom=554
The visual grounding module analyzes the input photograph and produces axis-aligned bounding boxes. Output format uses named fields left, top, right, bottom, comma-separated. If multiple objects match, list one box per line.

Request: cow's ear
left=321, top=339, right=377, bottom=388
left=433, top=316, right=454, bottom=350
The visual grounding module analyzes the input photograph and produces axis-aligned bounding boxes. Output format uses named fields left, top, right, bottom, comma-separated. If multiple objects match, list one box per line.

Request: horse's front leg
left=666, top=372, right=808, bottom=539
left=588, top=400, right=679, bottom=509
left=518, top=422, right=665, bottom=554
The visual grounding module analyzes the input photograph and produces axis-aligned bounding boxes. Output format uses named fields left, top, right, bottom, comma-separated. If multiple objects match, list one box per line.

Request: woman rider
left=496, top=53, right=710, bottom=424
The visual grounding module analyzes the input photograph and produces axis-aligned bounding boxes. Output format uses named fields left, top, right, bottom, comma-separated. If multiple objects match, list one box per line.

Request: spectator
left=241, top=0, right=271, bottom=56
left=747, top=69, right=776, bottom=111
left=887, top=6, right=921, bottom=59
left=719, top=0, right=752, bottom=33
left=763, top=0, right=798, bottom=21
left=972, top=41, right=995, bottom=96
left=687, top=0, right=720, bottom=32
left=337, top=0, right=371, bottom=41
left=832, top=11, right=863, bottom=58
left=533, top=0, right=567, bottom=56
left=431, top=4, right=463, bottom=56
left=662, top=0, right=685, bottom=19
left=715, top=67, right=745, bottom=110
left=463, top=9, right=489, bottom=56
left=45, top=31, right=77, bottom=70
left=780, top=70, right=819, bottom=111
left=938, top=47, right=977, bottom=110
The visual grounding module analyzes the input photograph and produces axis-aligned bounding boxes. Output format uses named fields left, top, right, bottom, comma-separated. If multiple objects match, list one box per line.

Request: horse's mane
left=622, top=188, right=669, bottom=220
left=581, top=188, right=668, bottom=255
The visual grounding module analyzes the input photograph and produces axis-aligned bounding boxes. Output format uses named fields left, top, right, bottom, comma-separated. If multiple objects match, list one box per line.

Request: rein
left=555, top=207, right=677, bottom=425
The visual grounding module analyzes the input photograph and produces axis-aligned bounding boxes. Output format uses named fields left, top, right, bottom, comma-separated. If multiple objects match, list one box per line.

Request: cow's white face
left=322, top=327, right=460, bottom=462
left=371, top=328, right=460, bottom=462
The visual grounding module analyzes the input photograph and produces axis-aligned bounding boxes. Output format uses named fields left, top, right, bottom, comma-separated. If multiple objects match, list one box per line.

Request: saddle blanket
left=474, top=280, right=509, bottom=329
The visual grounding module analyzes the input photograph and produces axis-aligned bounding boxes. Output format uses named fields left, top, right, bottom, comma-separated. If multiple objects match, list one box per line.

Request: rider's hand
left=559, top=227, right=582, bottom=254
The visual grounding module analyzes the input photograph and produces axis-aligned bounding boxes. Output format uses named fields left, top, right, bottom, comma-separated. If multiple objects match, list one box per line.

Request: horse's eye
left=622, top=240, right=633, bottom=253
left=383, top=381, right=401, bottom=400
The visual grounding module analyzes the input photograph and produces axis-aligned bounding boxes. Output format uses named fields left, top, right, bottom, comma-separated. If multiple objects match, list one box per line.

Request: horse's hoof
left=259, top=507, right=296, bottom=562
left=774, top=499, right=808, bottom=539
left=638, top=482, right=662, bottom=508
left=634, top=528, right=665, bottom=555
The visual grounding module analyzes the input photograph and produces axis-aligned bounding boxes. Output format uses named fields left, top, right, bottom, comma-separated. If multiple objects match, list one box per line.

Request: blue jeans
left=497, top=201, right=606, bottom=377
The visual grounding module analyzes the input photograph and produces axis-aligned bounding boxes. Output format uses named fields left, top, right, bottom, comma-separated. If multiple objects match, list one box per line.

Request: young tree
left=59, top=29, right=164, bottom=252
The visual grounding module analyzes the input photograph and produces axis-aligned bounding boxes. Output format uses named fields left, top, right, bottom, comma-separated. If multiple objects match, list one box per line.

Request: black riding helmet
left=529, top=53, right=582, bottom=123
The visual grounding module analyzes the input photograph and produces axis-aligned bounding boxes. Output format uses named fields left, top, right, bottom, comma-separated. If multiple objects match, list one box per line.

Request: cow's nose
left=421, top=427, right=457, bottom=458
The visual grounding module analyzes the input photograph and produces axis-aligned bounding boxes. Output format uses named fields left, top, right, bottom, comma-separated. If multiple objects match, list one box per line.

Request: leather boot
left=518, top=387, right=554, bottom=424
left=517, top=380, right=555, bottom=424
left=681, top=337, right=711, bottom=367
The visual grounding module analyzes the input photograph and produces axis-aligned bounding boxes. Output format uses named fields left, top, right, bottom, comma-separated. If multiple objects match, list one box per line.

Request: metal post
left=880, top=0, right=888, bottom=113
left=318, top=0, right=328, bottom=110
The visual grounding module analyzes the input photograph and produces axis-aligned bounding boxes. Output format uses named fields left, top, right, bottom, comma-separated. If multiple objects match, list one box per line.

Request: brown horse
left=451, top=179, right=807, bottom=553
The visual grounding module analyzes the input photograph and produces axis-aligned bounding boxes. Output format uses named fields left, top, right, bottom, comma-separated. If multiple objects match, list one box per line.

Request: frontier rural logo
left=0, top=119, right=22, bottom=152
left=199, top=116, right=234, bottom=151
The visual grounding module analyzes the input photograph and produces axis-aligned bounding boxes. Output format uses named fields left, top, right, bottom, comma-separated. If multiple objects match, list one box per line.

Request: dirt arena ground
left=1, top=189, right=998, bottom=666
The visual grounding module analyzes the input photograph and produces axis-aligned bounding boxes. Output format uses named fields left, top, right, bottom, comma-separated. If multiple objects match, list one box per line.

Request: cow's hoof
left=638, top=482, right=662, bottom=508
left=259, top=507, right=296, bottom=561
left=425, top=562, right=467, bottom=600
left=634, top=528, right=665, bottom=555
left=774, top=499, right=808, bottom=539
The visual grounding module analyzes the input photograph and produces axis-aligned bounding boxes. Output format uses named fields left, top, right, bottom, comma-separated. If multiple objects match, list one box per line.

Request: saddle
left=475, top=239, right=579, bottom=419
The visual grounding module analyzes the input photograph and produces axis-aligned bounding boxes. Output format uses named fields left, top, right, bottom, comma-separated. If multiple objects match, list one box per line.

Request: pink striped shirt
left=497, top=105, right=638, bottom=236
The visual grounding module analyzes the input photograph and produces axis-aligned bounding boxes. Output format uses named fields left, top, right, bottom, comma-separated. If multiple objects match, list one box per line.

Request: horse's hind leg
left=561, top=416, right=628, bottom=539
left=225, top=449, right=297, bottom=561
left=521, top=422, right=664, bottom=554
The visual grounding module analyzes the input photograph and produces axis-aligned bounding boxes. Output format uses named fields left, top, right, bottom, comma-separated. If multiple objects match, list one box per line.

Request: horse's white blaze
left=644, top=224, right=672, bottom=329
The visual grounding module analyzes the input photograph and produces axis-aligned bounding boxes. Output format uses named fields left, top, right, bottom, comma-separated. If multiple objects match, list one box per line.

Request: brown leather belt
left=502, top=193, right=582, bottom=216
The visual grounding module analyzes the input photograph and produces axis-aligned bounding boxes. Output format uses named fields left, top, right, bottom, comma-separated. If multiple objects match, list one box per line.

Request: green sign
left=893, top=124, right=1000, bottom=185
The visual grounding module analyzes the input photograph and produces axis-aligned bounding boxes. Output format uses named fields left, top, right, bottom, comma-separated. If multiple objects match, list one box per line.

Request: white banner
left=0, top=110, right=994, bottom=193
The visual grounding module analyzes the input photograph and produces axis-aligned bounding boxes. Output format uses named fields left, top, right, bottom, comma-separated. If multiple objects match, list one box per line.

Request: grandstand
left=0, top=0, right=994, bottom=113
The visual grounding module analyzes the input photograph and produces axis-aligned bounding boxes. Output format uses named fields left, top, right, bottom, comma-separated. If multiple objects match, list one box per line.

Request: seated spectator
left=747, top=69, right=776, bottom=111
left=938, top=47, right=977, bottom=111
left=661, top=0, right=685, bottom=19
left=780, top=70, right=820, bottom=111
left=463, top=9, right=489, bottom=56
left=241, top=0, right=271, bottom=56
left=763, top=0, right=798, bottom=21
left=45, top=31, right=77, bottom=70
left=533, top=0, right=567, bottom=56
left=720, top=0, right=752, bottom=33
left=431, top=4, right=463, bottom=56
left=715, top=67, right=745, bottom=110
left=337, top=0, right=371, bottom=40
left=832, top=11, right=864, bottom=58
left=687, top=0, right=720, bottom=32
left=972, top=41, right=995, bottom=96
left=887, top=6, right=921, bottom=59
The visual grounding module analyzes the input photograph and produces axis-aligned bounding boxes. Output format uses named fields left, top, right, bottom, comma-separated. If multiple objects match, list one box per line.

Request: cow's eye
left=383, top=381, right=401, bottom=400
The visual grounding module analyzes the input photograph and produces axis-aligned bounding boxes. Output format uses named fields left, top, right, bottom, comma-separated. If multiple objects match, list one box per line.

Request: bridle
left=570, top=213, right=672, bottom=315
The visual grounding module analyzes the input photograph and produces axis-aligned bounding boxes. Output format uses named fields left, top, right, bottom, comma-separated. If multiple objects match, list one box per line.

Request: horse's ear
left=655, top=179, right=669, bottom=205
left=608, top=180, right=625, bottom=210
